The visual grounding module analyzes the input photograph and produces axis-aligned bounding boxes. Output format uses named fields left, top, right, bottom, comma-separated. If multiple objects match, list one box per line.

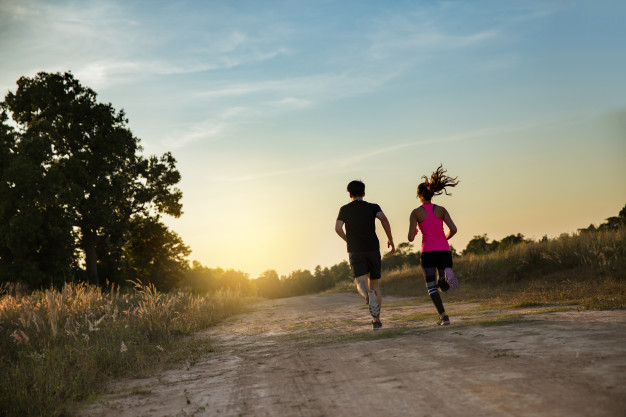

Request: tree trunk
left=83, top=230, right=99, bottom=286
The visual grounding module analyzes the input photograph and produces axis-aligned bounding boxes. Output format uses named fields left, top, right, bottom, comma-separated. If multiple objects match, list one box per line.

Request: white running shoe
left=368, top=290, right=380, bottom=318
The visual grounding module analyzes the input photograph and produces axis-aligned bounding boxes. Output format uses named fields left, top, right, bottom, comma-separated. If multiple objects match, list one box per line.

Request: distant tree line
left=253, top=262, right=352, bottom=299
left=461, top=233, right=528, bottom=256
left=381, top=242, right=421, bottom=270
left=578, top=204, right=626, bottom=233
left=179, top=261, right=353, bottom=299
left=184, top=262, right=254, bottom=295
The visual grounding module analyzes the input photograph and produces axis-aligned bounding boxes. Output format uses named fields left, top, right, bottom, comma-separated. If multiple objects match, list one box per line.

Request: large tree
left=0, top=72, right=183, bottom=286
left=124, top=217, right=191, bottom=291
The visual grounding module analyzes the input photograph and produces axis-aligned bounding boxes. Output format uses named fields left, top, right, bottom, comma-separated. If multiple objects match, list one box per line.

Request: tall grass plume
left=0, top=281, right=250, bottom=417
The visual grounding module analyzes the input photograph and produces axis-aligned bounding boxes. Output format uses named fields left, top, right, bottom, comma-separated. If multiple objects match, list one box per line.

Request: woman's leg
left=437, top=268, right=450, bottom=291
left=445, top=267, right=458, bottom=289
left=423, top=266, right=445, bottom=315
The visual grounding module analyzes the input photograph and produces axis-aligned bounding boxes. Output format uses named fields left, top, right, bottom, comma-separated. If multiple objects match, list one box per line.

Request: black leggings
left=420, top=251, right=453, bottom=315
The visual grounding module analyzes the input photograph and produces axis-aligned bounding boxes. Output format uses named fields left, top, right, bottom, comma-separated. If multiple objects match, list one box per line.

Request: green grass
left=0, top=281, right=251, bottom=417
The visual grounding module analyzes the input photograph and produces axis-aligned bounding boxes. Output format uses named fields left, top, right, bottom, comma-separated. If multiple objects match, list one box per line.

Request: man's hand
left=376, top=211, right=395, bottom=254
left=335, top=220, right=347, bottom=243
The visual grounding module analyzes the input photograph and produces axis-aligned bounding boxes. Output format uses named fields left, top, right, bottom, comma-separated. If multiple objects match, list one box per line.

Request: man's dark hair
left=347, top=180, right=365, bottom=197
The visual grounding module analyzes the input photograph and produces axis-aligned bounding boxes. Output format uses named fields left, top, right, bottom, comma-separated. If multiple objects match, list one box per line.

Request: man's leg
left=366, top=251, right=382, bottom=322
left=354, top=275, right=369, bottom=301
left=368, top=278, right=382, bottom=329
left=367, top=278, right=381, bottom=320
left=368, top=278, right=382, bottom=310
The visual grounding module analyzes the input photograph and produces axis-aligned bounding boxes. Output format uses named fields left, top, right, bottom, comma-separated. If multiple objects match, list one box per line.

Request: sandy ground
left=80, top=293, right=626, bottom=417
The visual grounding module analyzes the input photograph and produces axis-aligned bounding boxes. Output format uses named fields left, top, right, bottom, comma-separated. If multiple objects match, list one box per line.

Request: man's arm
left=376, top=212, right=395, bottom=254
left=335, top=220, right=347, bottom=243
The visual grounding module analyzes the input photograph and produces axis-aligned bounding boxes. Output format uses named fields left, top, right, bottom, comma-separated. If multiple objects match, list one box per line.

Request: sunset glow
left=1, top=0, right=624, bottom=278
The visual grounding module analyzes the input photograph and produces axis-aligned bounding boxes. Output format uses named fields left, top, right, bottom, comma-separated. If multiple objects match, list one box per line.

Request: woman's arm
left=443, top=209, right=457, bottom=240
left=408, top=209, right=419, bottom=242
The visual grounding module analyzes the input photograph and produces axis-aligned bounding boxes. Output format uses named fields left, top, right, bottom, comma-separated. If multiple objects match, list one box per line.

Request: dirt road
left=81, top=293, right=626, bottom=417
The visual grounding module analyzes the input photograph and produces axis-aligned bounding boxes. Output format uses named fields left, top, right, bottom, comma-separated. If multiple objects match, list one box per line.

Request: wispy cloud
left=366, top=1, right=563, bottom=62
left=370, top=27, right=498, bottom=60
left=162, top=105, right=256, bottom=148
left=196, top=69, right=402, bottom=103
left=168, top=69, right=402, bottom=147
left=71, top=49, right=290, bottom=90
left=266, top=97, right=313, bottom=110
left=211, top=117, right=570, bottom=183
left=163, top=120, right=226, bottom=149
left=0, top=0, right=290, bottom=90
left=338, top=116, right=574, bottom=169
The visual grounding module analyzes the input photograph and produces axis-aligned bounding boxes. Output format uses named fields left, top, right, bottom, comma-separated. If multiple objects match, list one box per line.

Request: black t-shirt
left=337, top=200, right=382, bottom=252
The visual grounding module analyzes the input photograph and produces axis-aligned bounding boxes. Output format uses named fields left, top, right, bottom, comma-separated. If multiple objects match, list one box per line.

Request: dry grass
left=378, top=228, right=626, bottom=310
left=0, top=281, right=251, bottom=417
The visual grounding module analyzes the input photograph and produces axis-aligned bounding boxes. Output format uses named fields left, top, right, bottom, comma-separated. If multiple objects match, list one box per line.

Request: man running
left=335, top=180, right=395, bottom=330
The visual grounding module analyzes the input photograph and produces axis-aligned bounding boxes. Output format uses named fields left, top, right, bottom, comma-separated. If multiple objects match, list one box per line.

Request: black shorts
left=420, top=251, right=453, bottom=269
left=348, top=250, right=382, bottom=280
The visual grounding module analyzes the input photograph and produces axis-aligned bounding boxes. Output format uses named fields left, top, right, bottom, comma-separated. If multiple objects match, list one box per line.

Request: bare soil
left=80, top=293, right=626, bottom=417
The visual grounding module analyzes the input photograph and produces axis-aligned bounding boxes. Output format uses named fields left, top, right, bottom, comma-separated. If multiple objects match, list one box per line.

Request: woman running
left=408, top=165, right=459, bottom=325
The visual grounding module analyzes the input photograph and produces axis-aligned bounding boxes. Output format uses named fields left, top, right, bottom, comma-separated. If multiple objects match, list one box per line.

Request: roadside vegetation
left=379, top=226, right=626, bottom=310
left=0, top=281, right=250, bottom=417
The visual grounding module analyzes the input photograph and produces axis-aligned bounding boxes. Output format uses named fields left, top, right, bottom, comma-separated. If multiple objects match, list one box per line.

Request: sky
left=1, top=0, right=625, bottom=278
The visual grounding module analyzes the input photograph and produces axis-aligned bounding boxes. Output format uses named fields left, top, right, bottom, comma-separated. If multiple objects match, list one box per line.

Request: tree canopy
left=579, top=204, right=626, bottom=233
left=0, top=72, right=186, bottom=288
left=462, top=233, right=528, bottom=255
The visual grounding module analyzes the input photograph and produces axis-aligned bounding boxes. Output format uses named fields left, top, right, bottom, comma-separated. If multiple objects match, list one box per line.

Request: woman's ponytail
left=418, top=164, right=459, bottom=200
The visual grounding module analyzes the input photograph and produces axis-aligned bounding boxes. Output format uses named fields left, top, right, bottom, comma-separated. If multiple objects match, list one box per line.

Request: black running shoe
left=438, top=315, right=450, bottom=326
left=372, top=318, right=383, bottom=330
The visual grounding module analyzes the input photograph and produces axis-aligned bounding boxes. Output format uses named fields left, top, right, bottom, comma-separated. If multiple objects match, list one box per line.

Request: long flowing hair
left=417, top=164, right=459, bottom=200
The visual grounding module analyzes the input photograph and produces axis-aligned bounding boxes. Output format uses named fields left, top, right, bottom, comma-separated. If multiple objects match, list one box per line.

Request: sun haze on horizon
left=1, top=1, right=625, bottom=278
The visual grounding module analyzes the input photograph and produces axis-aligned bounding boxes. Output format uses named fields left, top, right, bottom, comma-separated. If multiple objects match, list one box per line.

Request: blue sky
left=1, top=0, right=625, bottom=277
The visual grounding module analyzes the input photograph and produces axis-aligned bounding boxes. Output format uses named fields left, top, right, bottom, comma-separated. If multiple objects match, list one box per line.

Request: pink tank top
left=417, top=204, right=450, bottom=252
